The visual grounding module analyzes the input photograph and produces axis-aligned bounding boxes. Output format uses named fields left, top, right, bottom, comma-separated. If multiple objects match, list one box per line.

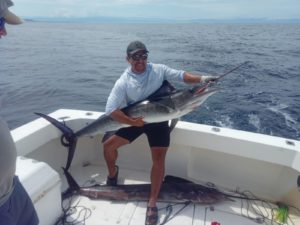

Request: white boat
left=11, top=109, right=300, bottom=225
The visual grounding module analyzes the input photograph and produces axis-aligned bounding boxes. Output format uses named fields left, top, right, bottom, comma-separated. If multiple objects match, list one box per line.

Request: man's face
left=127, top=50, right=148, bottom=74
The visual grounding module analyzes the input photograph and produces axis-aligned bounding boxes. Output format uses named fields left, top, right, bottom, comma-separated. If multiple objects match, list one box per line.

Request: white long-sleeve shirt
left=105, top=63, right=184, bottom=115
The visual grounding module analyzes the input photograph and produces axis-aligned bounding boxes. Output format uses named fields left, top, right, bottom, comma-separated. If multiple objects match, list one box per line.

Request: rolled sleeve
left=162, top=64, right=185, bottom=81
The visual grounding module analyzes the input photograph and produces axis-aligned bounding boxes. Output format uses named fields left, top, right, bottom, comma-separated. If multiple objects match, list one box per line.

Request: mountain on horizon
left=24, top=16, right=300, bottom=24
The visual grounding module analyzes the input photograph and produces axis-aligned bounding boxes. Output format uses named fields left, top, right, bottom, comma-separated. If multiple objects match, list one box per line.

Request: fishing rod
left=216, top=61, right=249, bottom=81
left=196, top=61, right=249, bottom=93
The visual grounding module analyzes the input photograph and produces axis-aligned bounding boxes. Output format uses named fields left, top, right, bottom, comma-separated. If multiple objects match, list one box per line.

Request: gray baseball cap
left=126, top=41, right=149, bottom=56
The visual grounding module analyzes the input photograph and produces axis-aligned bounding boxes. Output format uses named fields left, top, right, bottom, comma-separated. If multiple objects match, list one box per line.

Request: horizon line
left=24, top=17, right=300, bottom=24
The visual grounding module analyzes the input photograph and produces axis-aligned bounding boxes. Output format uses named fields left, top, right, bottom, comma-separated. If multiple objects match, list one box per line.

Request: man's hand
left=130, top=116, right=145, bottom=127
left=110, top=109, right=145, bottom=127
left=201, top=75, right=219, bottom=83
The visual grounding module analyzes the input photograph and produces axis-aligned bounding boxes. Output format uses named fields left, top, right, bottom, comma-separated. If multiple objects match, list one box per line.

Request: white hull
left=11, top=109, right=300, bottom=225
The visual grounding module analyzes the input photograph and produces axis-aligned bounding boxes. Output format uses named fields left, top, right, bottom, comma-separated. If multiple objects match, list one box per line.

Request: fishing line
left=158, top=201, right=192, bottom=225
left=239, top=191, right=276, bottom=225
left=205, top=206, right=266, bottom=224
left=237, top=190, right=300, bottom=225
left=216, top=61, right=250, bottom=81
left=54, top=194, right=92, bottom=225
left=203, top=182, right=300, bottom=225
left=205, top=181, right=271, bottom=202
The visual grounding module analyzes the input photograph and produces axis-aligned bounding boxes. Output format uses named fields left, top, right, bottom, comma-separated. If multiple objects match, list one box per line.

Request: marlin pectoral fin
left=147, top=80, right=177, bottom=100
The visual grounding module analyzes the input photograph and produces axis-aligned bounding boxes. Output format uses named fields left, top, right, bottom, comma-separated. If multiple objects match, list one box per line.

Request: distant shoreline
left=23, top=17, right=300, bottom=24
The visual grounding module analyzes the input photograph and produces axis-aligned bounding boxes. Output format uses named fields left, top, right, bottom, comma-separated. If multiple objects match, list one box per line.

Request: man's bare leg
left=103, top=135, right=129, bottom=178
left=148, top=146, right=168, bottom=207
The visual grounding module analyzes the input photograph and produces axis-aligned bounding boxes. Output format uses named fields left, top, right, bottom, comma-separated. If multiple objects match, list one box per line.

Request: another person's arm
left=0, top=0, right=22, bottom=38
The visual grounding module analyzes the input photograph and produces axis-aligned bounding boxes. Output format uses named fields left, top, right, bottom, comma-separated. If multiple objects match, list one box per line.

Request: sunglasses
left=130, top=53, right=148, bottom=61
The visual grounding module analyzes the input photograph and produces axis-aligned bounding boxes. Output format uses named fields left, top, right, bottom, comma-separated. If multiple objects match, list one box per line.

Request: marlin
left=63, top=168, right=232, bottom=204
left=35, top=62, right=249, bottom=171
left=35, top=82, right=217, bottom=170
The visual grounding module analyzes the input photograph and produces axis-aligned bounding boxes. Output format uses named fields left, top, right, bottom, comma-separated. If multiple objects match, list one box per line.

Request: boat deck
left=58, top=164, right=297, bottom=225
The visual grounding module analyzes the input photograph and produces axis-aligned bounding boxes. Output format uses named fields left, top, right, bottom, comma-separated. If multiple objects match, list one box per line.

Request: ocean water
left=1, top=22, right=299, bottom=140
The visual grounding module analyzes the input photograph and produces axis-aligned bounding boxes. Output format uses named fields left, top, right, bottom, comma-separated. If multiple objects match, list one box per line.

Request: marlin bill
left=35, top=81, right=218, bottom=170
left=63, top=169, right=232, bottom=205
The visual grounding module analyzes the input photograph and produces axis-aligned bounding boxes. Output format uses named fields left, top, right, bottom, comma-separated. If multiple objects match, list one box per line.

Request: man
left=103, top=40, right=218, bottom=225
left=0, top=1, right=39, bottom=225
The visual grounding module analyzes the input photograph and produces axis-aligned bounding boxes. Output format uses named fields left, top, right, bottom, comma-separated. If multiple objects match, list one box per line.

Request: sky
left=11, top=0, right=300, bottom=20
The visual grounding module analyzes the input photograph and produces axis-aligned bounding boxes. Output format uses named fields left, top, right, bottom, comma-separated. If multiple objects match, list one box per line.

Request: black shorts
left=116, top=121, right=170, bottom=147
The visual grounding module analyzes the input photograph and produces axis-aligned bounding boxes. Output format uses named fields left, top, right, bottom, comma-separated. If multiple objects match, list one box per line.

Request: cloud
left=13, top=0, right=300, bottom=19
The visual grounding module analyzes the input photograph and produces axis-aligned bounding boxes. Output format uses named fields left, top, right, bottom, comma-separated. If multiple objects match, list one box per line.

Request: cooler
left=16, top=156, right=62, bottom=225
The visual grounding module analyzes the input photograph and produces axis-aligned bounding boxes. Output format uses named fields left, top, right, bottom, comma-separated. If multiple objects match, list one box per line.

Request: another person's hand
left=0, top=18, right=6, bottom=38
left=0, top=7, right=22, bottom=38
left=201, top=75, right=219, bottom=83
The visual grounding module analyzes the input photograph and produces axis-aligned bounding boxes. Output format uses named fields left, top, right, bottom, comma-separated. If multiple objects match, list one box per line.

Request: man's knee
left=103, top=135, right=129, bottom=151
left=151, top=147, right=168, bottom=164
left=103, top=138, right=113, bottom=151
